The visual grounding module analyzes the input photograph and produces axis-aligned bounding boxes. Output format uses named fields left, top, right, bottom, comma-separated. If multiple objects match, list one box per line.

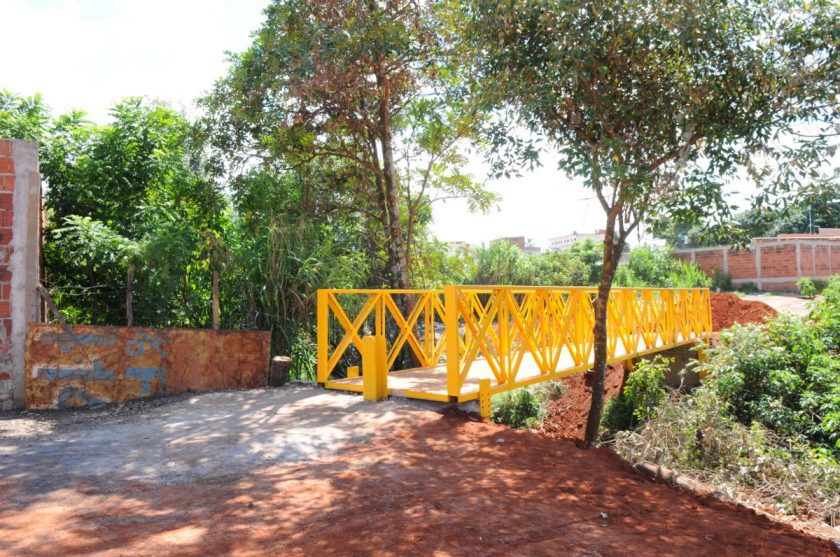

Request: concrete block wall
left=674, top=234, right=840, bottom=292
left=0, top=140, right=41, bottom=411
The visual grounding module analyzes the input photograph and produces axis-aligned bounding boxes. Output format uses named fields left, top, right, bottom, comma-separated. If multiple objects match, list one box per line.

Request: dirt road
left=0, top=386, right=834, bottom=556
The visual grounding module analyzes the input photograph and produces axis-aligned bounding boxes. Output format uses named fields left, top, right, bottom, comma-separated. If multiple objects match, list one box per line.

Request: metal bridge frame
left=317, top=286, right=712, bottom=415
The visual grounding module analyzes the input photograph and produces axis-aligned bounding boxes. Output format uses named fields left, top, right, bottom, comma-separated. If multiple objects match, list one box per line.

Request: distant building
left=495, top=236, right=541, bottom=254
left=548, top=229, right=606, bottom=252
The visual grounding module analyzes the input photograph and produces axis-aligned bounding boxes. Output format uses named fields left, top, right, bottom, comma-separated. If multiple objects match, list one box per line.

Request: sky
left=0, top=0, right=754, bottom=249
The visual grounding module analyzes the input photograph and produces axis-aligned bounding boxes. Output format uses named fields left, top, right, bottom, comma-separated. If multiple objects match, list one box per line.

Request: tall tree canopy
left=201, top=0, right=495, bottom=291
left=457, top=0, right=839, bottom=445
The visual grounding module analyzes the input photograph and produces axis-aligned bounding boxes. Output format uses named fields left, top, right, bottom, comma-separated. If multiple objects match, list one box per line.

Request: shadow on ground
left=0, top=388, right=834, bottom=556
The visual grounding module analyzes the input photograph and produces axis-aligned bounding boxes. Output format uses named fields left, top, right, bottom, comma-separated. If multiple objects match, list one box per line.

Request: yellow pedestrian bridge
left=317, top=286, right=712, bottom=414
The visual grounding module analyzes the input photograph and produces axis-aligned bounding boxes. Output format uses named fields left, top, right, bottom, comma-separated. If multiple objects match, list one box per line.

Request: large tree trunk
left=583, top=212, right=625, bottom=447
left=377, top=83, right=410, bottom=292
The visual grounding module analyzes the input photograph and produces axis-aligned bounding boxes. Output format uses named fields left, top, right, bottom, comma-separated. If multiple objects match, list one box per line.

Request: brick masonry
left=0, top=140, right=41, bottom=411
left=674, top=233, right=840, bottom=292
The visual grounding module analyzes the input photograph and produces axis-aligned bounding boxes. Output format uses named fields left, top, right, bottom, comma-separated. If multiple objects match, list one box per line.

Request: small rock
left=495, top=438, right=505, bottom=444
left=600, top=512, right=609, bottom=519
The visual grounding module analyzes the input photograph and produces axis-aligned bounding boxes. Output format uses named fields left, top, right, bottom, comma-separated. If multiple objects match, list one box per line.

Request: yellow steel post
left=362, top=335, right=388, bottom=401
left=362, top=336, right=380, bottom=401
left=624, top=357, right=635, bottom=374
left=444, top=285, right=461, bottom=399
left=696, top=342, right=709, bottom=379
left=347, top=366, right=360, bottom=378
left=499, top=290, right=510, bottom=383
left=316, top=289, right=329, bottom=385
left=479, top=378, right=492, bottom=419
left=375, top=334, right=388, bottom=399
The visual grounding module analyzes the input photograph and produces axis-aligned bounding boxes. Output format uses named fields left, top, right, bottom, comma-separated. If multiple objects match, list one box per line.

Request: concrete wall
left=0, top=140, right=41, bottom=410
left=674, top=234, right=840, bottom=292
left=26, top=324, right=271, bottom=410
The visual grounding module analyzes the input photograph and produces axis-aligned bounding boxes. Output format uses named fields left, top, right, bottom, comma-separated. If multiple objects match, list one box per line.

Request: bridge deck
left=327, top=333, right=701, bottom=403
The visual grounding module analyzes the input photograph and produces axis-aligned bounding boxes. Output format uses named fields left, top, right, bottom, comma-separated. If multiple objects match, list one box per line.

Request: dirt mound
left=711, top=292, right=778, bottom=331
left=541, top=363, right=626, bottom=441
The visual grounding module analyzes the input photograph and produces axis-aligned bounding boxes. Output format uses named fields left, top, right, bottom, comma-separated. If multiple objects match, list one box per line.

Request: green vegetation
left=797, top=278, right=817, bottom=299
left=456, top=0, right=838, bottom=446
left=613, top=248, right=710, bottom=289
left=659, top=177, right=840, bottom=248
left=460, top=241, right=707, bottom=289
left=605, top=276, right=840, bottom=521
left=491, top=381, right=566, bottom=430
left=602, top=357, right=670, bottom=435
left=615, top=387, right=840, bottom=521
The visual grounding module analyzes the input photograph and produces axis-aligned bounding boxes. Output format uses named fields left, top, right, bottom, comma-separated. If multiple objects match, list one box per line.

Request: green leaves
left=456, top=0, right=838, bottom=238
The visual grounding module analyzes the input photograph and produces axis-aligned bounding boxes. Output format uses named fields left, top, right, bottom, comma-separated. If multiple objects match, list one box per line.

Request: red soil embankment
left=541, top=364, right=626, bottom=441
left=711, top=292, right=778, bottom=331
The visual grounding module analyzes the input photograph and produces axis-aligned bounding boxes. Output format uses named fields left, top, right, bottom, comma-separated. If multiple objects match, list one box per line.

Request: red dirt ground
left=0, top=412, right=834, bottom=556
left=711, top=292, right=778, bottom=331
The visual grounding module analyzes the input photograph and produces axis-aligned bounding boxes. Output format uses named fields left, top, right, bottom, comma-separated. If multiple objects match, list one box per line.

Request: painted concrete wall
left=0, top=140, right=41, bottom=410
left=26, top=324, right=271, bottom=410
left=674, top=234, right=840, bottom=292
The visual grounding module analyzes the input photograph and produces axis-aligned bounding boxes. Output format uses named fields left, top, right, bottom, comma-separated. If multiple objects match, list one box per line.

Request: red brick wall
left=0, top=140, right=14, bottom=410
left=674, top=238, right=840, bottom=293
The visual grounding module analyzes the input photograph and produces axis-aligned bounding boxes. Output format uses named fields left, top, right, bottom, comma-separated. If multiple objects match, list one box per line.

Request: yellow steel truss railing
left=317, top=286, right=712, bottom=400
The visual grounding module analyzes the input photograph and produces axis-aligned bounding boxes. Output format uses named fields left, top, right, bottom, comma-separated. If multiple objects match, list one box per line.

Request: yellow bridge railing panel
left=318, top=286, right=713, bottom=400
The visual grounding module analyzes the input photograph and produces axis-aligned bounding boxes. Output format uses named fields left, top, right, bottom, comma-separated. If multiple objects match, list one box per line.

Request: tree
left=459, top=0, right=839, bottom=445
left=201, top=0, right=494, bottom=293
left=655, top=176, right=840, bottom=246
left=1, top=93, right=230, bottom=327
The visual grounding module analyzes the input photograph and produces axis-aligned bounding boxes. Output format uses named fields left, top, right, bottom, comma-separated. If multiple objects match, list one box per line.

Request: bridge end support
left=479, top=379, right=492, bottom=420
left=362, top=335, right=388, bottom=402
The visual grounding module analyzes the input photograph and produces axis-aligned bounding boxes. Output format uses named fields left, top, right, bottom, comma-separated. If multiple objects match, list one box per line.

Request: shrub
left=491, top=387, right=544, bottom=429
left=711, top=269, right=733, bottom=292
left=812, top=279, right=828, bottom=294
left=614, top=387, right=840, bottom=522
left=614, top=247, right=711, bottom=288
left=698, top=315, right=840, bottom=453
left=602, top=357, right=670, bottom=435
left=797, top=277, right=817, bottom=299
left=811, top=275, right=840, bottom=352
left=737, top=281, right=759, bottom=294
left=491, top=380, right=566, bottom=430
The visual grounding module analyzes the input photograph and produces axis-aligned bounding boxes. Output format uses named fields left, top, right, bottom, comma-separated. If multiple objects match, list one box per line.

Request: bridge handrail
left=317, top=286, right=712, bottom=397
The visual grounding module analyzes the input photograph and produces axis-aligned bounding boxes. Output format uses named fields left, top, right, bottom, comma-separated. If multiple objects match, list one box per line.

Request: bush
left=711, top=269, right=733, bottom=292
left=491, top=380, right=566, bottom=430
left=491, top=387, right=544, bottom=429
left=614, top=247, right=710, bottom=289
left=813, top=279, right=828, bottom=294
left=698, top=314, right=840, bottom=454
left=614, top=387, right=840, bottom=522
left=602, top=357, right=670, bottom=434
left=737, top=281, right=759, bottom=294
left=797, top=277, right=817, bottom=299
